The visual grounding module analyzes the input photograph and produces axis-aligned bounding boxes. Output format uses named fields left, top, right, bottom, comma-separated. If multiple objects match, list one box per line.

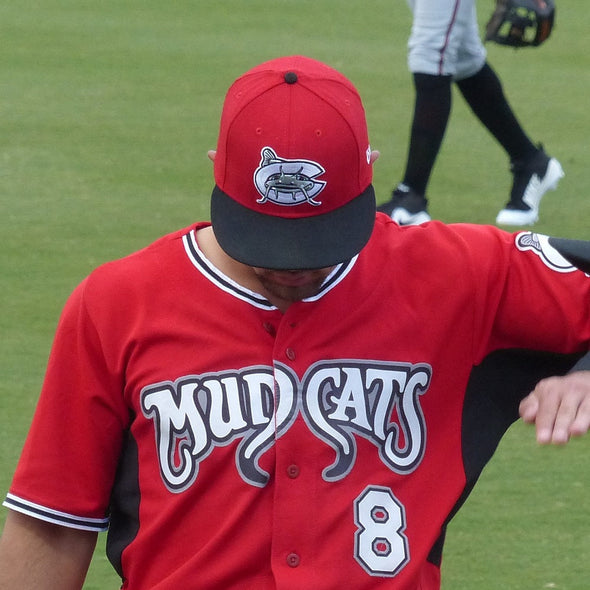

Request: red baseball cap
left=210, top=55, right=375, bottom=270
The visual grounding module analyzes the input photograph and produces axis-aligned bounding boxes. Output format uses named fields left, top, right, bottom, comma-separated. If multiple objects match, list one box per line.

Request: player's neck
left=195, top=226, right=292, bottom=312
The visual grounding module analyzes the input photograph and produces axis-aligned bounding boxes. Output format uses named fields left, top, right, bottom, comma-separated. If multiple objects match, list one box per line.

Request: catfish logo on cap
left=254, top=147, right=327, bottom=207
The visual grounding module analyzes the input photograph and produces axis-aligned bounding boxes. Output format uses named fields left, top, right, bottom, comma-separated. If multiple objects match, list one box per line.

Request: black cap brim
left=548, top=237, right=590, bottom=274
left=211, top=184, right=376, bottom=270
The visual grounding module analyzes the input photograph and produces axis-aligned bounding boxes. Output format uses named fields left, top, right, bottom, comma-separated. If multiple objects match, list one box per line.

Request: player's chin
left=254, top=268, right=332, bottom=301
left=264, top=281, right=323, bottom=302
left=256, top=274, right=323, bottom=302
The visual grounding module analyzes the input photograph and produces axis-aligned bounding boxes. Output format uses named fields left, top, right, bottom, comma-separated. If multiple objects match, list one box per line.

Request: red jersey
left=5, top=215, right=590, bottom=588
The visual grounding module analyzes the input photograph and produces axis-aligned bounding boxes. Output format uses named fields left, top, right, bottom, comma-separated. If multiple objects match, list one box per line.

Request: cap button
left=284, top=71, right=298, bottom=84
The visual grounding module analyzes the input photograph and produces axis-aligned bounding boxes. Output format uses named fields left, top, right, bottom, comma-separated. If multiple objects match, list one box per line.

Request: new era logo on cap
left=210, top=55, right=376, bottom=270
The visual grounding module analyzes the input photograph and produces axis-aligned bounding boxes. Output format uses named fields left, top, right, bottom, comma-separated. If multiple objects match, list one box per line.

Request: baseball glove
left=485, top=0, right=555, bottom=47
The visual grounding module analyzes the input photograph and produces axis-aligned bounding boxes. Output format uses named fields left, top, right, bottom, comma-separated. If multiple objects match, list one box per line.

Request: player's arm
left=0, top=510, right=97, bottom=589
left=519, top=352, right=590, bottom=444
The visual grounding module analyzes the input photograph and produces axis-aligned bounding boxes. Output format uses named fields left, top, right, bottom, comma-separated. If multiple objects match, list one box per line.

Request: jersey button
left=287, top=464, right=300, bottom=479
left=285, top=347, right=296, bottom=361
left=286, top=552, right=300, bottom=568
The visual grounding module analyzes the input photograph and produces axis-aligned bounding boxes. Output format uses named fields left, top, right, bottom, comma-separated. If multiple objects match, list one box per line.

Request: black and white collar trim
left=182, top=229, right=356, bottom=310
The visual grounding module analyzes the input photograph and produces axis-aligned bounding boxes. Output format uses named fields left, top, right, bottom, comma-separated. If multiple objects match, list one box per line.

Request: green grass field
left=1, top=1, right=588, bottom=588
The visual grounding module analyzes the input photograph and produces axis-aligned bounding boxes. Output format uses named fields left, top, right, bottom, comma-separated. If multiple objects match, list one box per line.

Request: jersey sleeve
left=461, top=226, right=590, bottom=363
left=4, top=277, right=130, bottom=531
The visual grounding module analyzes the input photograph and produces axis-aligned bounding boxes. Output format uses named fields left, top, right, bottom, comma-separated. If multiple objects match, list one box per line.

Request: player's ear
left=207, top=150, right=216, bottom=163
left=369, top=149, right=380, bottom=164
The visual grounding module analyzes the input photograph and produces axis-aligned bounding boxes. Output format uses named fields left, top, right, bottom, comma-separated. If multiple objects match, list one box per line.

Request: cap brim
left=211, top=184, right=375, bottom=270
left=548, top=237, right=590, bottom=274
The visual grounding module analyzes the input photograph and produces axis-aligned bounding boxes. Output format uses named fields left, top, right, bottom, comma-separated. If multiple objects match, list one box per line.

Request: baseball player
left=377, top=0, right=563, bottom=226
left=0, top=55, right=589, bottom=589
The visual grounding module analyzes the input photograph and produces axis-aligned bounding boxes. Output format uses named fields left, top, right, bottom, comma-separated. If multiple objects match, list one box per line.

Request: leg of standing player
left=378, top=0, right=563, bottom=226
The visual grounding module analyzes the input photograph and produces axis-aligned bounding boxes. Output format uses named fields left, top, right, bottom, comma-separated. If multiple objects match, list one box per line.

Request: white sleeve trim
left=3, top=493, right=109, bottom=532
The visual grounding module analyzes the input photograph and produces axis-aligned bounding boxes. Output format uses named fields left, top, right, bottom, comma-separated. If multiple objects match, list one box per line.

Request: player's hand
left=519, top=370, right=590, bottom=444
